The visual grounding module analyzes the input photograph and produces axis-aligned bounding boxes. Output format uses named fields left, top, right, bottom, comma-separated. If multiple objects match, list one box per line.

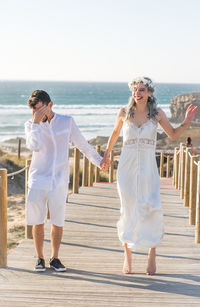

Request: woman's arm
left=103, top=107, right=125, bottom=159
left=158, top=104, right=198, bottom=140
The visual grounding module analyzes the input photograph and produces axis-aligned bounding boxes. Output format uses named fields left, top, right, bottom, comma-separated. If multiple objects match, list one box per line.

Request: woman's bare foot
left=146, top=248, right=156, bottom=275
left=123, top=243, right=132, bottom=274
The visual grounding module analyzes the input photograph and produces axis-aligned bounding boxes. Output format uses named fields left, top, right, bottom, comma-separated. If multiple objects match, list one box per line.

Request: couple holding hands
left=25, top=77, right=198, bottom=274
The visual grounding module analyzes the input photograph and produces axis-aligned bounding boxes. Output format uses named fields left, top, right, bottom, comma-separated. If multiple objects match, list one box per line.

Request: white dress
left=117, top=119, right=164, bottom=251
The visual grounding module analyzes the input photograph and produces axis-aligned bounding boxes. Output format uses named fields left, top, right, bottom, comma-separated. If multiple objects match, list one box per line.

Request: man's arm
left=69, top=118, right=104, bottom=168
left=25, top=105, right=49, bottom=151
left=25, top=121, right=42, bottom=151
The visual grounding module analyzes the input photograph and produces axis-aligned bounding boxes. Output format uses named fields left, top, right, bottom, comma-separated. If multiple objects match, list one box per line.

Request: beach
left=1, top=80, right=200, bottom=253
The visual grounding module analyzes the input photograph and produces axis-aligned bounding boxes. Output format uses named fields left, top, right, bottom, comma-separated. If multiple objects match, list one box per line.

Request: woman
left=102, top=77, right=198, bottom=275
left=185, top=136, right=195, bottom=154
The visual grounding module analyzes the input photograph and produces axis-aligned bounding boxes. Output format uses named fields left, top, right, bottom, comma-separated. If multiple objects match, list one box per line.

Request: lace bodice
left=123, top=119, right=157, bottom=148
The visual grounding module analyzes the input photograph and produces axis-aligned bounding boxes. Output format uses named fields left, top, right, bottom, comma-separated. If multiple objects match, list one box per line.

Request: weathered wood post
left=166, top=155, right=170, bottom=178
left=173, top=150, right=176, bottom=185
left=184, top=148, right=191, bottom=207
left=178, top=143, right=183, bottom=190
left=25, top=159, right=32, bottom=239
left=160, top=152, right=164, bottom=177
left=18, top=138, right=21, bottom=160
left=195, top=161, right=200, bottom=243
left=189, top=156, right=199, bottom=225
left=174, top=147, right=179, bottom=189
left=82, top=155, right=89, bottom=187
left=47, top=204, right=50, bottom=219
left=180, top=145, right=186, bottom=199
left=95, top=145, right=101, bottom=183
left=73, top=148, right=80, bottom=194
left=88, top=162, right=94, bottom=186
left=0, top=169, right=7, bottom=268
left=109, top=150, right=114, bottom=183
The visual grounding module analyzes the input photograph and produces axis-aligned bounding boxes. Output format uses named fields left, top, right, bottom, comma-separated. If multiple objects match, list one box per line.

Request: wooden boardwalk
left=0, top=178, right=200, bottom=306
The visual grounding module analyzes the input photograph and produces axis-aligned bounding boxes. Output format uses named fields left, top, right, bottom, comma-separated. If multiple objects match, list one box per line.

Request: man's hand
left=32, top=105, right=48, bottom=124
left=100, top=156, right=112, bottom=172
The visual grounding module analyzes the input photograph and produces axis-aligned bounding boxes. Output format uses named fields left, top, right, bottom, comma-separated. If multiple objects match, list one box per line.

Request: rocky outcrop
left=170, top=92, right=200, bottom=124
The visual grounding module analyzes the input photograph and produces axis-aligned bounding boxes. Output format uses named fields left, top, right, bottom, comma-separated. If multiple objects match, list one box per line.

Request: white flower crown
left=128, top=77, right=155, bottom=92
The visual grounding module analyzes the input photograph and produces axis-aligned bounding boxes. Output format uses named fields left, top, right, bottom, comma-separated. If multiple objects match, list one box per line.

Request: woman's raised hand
left=184, top=104, right=198, bottom=124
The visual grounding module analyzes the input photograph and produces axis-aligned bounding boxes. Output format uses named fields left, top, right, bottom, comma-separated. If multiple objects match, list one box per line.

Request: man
left=25, top=90, right=109, bottom=272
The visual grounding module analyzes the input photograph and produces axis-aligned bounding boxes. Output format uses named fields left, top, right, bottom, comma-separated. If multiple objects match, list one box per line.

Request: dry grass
left=7, top=194, right=25, bottom=254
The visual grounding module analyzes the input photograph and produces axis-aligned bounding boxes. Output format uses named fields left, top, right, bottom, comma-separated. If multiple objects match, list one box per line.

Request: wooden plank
left=0, top=179, right=200, bottom=306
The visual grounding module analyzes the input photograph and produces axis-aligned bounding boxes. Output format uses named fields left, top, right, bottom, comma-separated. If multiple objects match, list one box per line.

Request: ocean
left=0, top=81, right=200, bottom=142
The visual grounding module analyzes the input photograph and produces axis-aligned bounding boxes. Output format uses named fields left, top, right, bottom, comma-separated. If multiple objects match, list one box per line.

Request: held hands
left=100, top=155, right=112, bottom=172
left=184, top=104, right=198, bottom=125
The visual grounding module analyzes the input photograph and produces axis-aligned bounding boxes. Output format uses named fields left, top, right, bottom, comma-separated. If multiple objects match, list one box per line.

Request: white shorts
left=26, top=185, right=68, bottom=227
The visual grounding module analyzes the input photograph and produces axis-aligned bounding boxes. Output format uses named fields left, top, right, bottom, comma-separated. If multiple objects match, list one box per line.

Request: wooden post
left=172, top=150, right=176, bottom=185
left=82, top=155, right=89, bottom=187
left=180, top=146, right=186, bottom=199
left=178, top=143, right=183, bottom=190
left=88, top=162, right=94, bottom=186
left=109, top=150, right=114, bottom=183
left=0, top=169, right=7, bottom=268
left=73, top=148, right=80, bottom=194
left=189, top=156, right=199, bottom=225
left=175, top=147, right=179, bottom=189
left=18, top=138, right=21, bottom=160
left=195, top=161, right=200, bottom=243
left=47, top=203, right=50, bottom=219
left=95, top=145, right=101, bottom=183
left=166, top=155, right=170, bottom=178
left=25, top=159, right=32, bottom=239
left=184, top=148, right=191, bottom=207
left=160, top=152, right=164, bottom=177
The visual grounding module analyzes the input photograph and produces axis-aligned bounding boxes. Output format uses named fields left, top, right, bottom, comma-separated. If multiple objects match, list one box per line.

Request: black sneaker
left=49, top=258, right=66, bottom=272
left=34, top=257, right=46, bottom=272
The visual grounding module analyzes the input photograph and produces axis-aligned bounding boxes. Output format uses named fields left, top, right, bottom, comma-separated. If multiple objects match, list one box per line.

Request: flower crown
left=128, top=77, right=155, bottom=92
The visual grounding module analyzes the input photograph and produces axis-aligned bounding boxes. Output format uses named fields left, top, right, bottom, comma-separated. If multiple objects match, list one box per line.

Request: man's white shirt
left=25, top=113, right=103, bottom=191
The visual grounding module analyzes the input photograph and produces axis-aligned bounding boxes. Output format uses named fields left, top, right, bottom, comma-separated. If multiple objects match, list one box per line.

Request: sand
left=2, top=125, right=200, bottom=254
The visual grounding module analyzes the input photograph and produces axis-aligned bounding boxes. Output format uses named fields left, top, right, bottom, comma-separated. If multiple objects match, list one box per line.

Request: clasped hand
left=100, top=156, right=112, bottom=172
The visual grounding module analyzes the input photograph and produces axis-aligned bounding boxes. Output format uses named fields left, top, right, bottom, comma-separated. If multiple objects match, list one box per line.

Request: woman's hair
left=125, top=77, right=158, bottom=120
left=186, top=137, right=192, bottom=146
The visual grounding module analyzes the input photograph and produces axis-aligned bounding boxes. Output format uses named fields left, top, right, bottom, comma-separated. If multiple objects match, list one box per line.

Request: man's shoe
left=49, top=258, right=66, bottom=272
left=34, top=257, right=46, bottom=272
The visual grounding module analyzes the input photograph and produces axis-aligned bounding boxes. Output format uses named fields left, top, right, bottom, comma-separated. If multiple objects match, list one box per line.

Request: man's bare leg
left=146, top=247, right=156, bottom=275
left=50, top=224, right=63, bottom=259
left=123, top=243, right=132, bottom=274
left=32, top=224, right=45, bottom=259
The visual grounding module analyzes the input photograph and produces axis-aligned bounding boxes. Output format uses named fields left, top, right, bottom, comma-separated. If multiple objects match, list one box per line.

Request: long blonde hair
left=125, top=77, right=158, bottom=120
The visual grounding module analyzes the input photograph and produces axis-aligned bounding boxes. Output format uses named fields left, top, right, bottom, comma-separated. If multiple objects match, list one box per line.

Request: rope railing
left=172, top=142, right=200, bottom=244
left=0, top=143, right=195, bottom=269
left=7, top=166, right=29, bottom=178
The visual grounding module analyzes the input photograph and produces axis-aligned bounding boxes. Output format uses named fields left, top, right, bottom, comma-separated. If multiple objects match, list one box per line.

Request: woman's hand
left=184, top=104, right=198, bottom=125
left=100, top=156, right=112, bottom=172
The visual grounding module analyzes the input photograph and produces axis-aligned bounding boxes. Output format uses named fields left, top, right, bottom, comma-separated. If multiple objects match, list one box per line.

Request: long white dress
left=117, top=119, right=164, bottom=251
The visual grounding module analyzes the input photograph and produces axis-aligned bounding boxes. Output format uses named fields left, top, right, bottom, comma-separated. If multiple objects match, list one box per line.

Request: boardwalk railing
left=0, top=144, right=185, bottom=268
left=172, top=143, right=200, bottom=244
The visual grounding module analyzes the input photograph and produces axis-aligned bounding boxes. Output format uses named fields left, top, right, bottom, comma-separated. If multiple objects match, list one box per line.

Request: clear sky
left=1, top=0, right=200, bottom=83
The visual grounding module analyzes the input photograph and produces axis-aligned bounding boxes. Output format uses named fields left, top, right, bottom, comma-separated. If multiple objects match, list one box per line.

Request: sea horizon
left=1, top=80, right=200, bottom=142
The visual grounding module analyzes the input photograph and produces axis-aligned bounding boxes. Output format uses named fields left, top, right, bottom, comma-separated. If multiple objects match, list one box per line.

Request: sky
left=1, top=0, right=200, bottom=83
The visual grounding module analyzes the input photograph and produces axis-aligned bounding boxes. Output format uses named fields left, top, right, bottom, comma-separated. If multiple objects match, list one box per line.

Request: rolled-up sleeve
left=69, top=118, right=102, bottom=168
left=25, top=121, right=42, bottom=152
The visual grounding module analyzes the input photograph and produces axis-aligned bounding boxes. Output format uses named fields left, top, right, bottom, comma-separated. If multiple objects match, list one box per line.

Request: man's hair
left=27, top=90, right=51, bottom=108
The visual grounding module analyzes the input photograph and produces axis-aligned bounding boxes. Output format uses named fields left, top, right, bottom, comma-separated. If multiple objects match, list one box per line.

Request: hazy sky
left=1, top=0, right=200, bottom=83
